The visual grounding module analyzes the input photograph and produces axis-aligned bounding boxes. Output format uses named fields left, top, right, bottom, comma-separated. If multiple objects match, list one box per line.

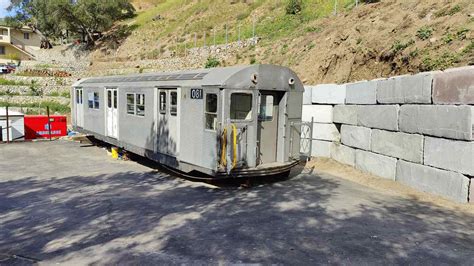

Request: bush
left=0, top=78, right=26, bottom=86
left=417, top=26, right=433, bottom=40
left=205, top=57, right=220, bottom=68
left=286, top=0, right=302, bottom=15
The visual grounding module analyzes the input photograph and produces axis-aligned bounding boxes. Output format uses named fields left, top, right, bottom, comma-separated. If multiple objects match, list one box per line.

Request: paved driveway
left=0, top=141, right=473, bottom=264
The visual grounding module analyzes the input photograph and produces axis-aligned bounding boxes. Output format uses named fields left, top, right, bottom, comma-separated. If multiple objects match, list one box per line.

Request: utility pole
left=213, top=28, right=216, bottom=46
left=238, top=24, right=241, bottom=45
left=225, top=24, right=228, bottom=49
left=252, top=15, right=256, bottom=40
left=203, top=31, right=206, bottom=48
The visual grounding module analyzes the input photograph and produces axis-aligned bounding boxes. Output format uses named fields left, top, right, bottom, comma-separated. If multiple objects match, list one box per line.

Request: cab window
left=230, top=93, right=252, bottom=120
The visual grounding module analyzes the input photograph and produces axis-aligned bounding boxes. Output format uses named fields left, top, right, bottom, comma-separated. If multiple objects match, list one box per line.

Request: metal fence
left=167, top=0, right=363, bottom=57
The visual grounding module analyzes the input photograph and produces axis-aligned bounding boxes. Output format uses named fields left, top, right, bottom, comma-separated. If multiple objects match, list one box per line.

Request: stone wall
left=302, top=66, right=474, bottom=203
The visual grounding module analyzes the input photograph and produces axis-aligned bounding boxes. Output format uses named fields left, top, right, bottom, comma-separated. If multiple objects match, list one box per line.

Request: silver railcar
left=71, top=64, right=304, bottom=178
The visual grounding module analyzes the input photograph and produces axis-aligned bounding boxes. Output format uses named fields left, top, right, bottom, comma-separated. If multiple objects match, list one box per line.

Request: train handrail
left=220, top=124, right=238, bottom=171
left=231, top=124, right=237, bottom=169
left=220, top=127, right=227, bottom=167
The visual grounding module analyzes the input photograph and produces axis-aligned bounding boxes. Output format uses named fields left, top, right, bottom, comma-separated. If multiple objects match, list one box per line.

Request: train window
left=107, top=90, right=112, bottom=108
left=76, top=90, right=82, bottom=104
left=159, top=92, right=166, bottom=115
left=258, top=95, right=274, bottom=121
left=127, top=93, right=135, bottom=114
left=170, top=91, right=177, bottom=116
left=88, top=92, right=100, bottom=109
left=230, top=93, right=252, bottom=120
left=136, top=94, right=145, bottom=116
left=93, top=92, right=100, bottom=109
left=205, top=93, right=218, bottom=130
left=113, top=90, right=117, bottom=109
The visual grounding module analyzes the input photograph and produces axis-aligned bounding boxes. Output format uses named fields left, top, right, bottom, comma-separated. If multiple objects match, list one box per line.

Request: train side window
left=170, top=91, right=177, bottom=116
left=107, top=90, right=112, bottom=108
left=76, top=90, right=81, bottom=104
left=93, top=92, right=100, bottom=109
left=258, top=95, right=274, bottom=121
left=113, top=90, right=117, bottom=109
left=136, top=94, right=145, bottom=116
left=127, top=93, right=135, bottom=115
left=159, top=91, right=166, bottom=115
left=230, top=93, right=252, bottom=120
left=88, top=92, right=100, bottom=109
left=205, top=93, right=217, bottom=130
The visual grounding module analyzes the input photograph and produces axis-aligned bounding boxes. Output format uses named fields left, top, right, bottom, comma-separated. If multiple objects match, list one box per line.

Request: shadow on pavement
left=0, top=168, right=473, bottom=264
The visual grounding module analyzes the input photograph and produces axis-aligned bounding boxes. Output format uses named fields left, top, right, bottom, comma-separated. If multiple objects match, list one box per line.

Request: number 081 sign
left=190, top=88, right=203, bottom=99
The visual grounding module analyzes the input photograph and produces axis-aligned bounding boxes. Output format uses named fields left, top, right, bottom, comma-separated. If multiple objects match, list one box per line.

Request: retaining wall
left=302, top=66, right=474, bottom=203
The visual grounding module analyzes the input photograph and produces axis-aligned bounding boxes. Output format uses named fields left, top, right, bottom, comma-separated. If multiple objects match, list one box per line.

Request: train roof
left=73, top=64, right=304, bottom=92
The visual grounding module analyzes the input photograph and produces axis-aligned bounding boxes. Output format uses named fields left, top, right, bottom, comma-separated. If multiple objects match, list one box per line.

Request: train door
left=156, top=89, right=179, bottom=156
left=168, top=89, right=179, bottom=154
left=75, top=88, right=84, bottom=128
left=257, top=91, right=282, bottom=164
left=105, top=88, right=118, bottom=138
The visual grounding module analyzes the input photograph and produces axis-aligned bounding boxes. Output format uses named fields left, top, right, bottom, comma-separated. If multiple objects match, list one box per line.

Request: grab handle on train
left=220, top=124, right=238, bottom=171
left=220, top=127, right=227, bottom=168
left=231, top=124, right=237, bottom=169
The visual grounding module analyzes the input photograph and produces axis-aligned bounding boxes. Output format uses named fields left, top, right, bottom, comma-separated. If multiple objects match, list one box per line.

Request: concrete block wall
left=302, top=66, right=474, bottom=203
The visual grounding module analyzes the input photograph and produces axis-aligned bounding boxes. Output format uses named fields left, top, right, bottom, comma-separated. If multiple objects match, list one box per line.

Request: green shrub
left=61, top=91, right=71, bottom=98
left=443, top=33, right=454, bottom=44
left=0, top=78, right=26, bottom=86
left=435, top=5, right=462, bottom=17
left=286, top=0, right=302, bottom=15
left=204, top=57, right=220, bottom=68
left=392, top=39, right=415, bottom=54
left=417, top=26, right=433, bottom=40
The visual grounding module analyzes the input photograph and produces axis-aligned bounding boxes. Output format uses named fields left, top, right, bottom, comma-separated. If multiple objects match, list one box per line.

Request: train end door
left=257, top=91, right=283, bottom=165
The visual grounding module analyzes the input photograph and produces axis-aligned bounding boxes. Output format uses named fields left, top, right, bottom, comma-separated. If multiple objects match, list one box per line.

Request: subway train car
left=71, top=64, right=304, bottom=178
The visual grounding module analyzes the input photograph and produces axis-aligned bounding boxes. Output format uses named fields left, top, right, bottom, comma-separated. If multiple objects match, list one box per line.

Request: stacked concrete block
left=399, top=105, right=473, bottom=141
left=303, top=86, right=313, bottom=105
left=302, top=105, right=333, bottom=123
left=312, top=123, right=340, bottom=142
left=312, top=84, right=346, bottom=104
left=424, top=137, right=474, bottom=176
left=345, top=80, right=377, bottom=104
left=433, top=66, right=474, bottom=105
left=331, top=144, right=356, bottom=167
left=357, top=105, right=399, bottom=131
left=311, top=140, right=334, bottom=158
left=333, top=105, right=358, bottom=125
left=377, top=72, right=434, bottom=104
left=303, top=66, right=474, bottom=203
left=355, top=150, right=397, bottom=180
left=371, top=130, right=424, bottom=163
left=396, top=160, right=470, bottom=203
left=341, top=125, right=371, bottom=150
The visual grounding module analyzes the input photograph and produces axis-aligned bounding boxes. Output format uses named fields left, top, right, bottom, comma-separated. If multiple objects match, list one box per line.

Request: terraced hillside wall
left=302, top=66, right=474, bottom=203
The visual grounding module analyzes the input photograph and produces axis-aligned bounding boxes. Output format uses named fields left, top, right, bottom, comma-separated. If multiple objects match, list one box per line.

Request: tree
left=6, top=0, right=135, bottom=46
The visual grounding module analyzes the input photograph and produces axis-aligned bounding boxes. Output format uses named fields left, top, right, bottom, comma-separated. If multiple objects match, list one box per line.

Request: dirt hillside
left=89, top=0, right=474, bottom=84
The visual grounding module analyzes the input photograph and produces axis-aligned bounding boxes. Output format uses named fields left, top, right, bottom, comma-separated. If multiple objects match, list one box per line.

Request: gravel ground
left=0, top=140, right=473, bottom=265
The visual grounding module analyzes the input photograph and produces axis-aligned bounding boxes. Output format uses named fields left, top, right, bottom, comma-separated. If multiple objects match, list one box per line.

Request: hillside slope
left=89, top=0, right=474, bottom=84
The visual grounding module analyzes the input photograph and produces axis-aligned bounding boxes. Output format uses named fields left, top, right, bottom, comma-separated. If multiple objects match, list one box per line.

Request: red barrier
left=24, top=115, right=67, bottom=140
